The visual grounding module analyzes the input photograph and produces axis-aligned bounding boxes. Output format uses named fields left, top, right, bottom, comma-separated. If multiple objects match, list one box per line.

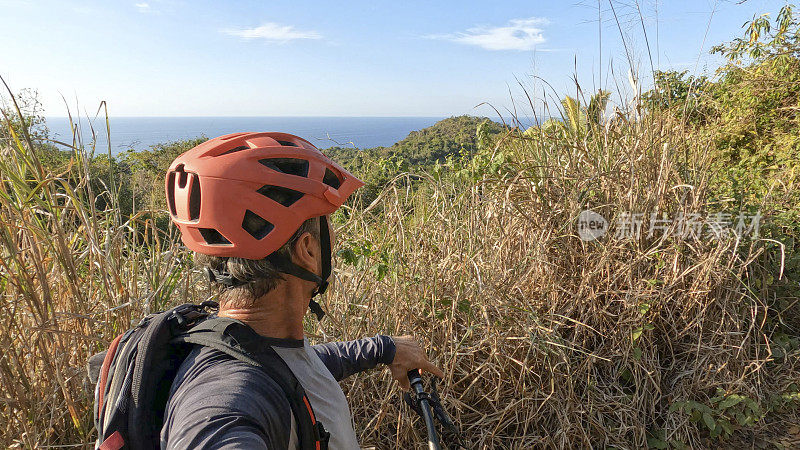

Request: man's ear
left=291, top=231, right=321, bottom=276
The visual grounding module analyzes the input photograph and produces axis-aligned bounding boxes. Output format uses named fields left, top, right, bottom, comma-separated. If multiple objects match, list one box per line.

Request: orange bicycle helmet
left=166, top=132, right=363, bottom=315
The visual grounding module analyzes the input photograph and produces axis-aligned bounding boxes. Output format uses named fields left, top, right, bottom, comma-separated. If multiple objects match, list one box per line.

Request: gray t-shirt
left=160, top=334, right=395, bottom=449
left=273, top=340, right=359, bottom=449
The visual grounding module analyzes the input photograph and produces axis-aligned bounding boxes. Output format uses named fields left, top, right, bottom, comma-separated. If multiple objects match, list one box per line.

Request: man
left=160, top=132, right=443, bottom=449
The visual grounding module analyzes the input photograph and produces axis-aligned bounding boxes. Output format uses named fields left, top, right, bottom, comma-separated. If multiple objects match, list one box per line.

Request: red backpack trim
left=99, top=430, right=125, bottom=450
left=96, top=333, right=123, bottom=417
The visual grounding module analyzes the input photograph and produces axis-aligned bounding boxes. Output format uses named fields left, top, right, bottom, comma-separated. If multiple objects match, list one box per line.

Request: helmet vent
left=242, top=210, right=274, bottom=240
left=259, top=158, right=309, bottom=177
left=277, top=140, right=298, bottom=147
left=220, top=145, right=250, bottom=156
left=257, top=185, right=304, bottom=207
left=188, top=176, right=201, bottom=221
left=323, top=168, right=342, bottom=189
left=166, top=171, right=177, bottom=216
left=198, top=228, right=232, bottom=246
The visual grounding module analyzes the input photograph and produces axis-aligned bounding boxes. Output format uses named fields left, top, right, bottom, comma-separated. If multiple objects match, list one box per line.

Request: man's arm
left=312, top=335, right=396, bottom=381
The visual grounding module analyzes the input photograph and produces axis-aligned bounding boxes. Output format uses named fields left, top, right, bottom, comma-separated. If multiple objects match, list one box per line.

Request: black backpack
left=87, top=302, right=330, bottom=450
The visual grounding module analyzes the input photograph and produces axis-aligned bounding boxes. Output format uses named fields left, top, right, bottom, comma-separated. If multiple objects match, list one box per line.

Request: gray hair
left=195, top=217, right=320, bottom=309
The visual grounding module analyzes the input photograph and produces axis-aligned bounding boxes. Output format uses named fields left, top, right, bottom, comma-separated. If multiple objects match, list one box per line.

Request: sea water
left=45, top=116, right=445, bottom=155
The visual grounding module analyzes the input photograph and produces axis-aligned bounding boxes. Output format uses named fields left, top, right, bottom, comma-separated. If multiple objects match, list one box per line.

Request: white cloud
left=427, top=17, right=549, bottom=51
left=223, top=23, right=322, bottom=43
left=134, top=2, right=150, bottom=13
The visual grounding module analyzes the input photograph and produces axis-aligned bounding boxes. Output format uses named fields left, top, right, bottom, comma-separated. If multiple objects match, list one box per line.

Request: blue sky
left=0, top=0, right=788, bottom=117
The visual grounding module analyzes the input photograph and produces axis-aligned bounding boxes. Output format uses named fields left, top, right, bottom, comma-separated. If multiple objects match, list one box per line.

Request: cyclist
left=160, top=132, right=443, bottom=449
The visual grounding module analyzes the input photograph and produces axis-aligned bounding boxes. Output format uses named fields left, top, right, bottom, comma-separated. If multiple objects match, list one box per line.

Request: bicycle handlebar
left=407, top=369, right=442, bottom=450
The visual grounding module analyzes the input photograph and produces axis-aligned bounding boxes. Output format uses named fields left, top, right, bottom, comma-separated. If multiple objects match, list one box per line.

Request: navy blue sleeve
left=312, top=335, right=396, bottom=381
left=161, top=346, right=294, bottom=450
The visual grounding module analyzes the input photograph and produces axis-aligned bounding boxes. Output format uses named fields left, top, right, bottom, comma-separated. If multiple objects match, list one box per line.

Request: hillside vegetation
left=326, top=115, right=506, bottom=204
left=1, top=5, right=799, bottom=449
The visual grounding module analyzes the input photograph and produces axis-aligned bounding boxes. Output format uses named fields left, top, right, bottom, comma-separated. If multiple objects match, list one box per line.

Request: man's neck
left=218, top=282, right=308, bottom=340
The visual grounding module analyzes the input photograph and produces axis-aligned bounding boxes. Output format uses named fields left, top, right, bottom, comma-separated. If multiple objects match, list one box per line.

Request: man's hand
left=388, top=335, right=444, bottom=390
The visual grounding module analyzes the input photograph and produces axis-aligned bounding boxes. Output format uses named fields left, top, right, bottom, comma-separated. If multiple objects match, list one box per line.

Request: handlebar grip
left=405, top=368, right=441, bottom=449
left=407, top=368, right=423, bottom=384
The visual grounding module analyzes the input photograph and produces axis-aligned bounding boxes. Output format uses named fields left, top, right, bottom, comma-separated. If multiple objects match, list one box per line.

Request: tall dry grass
left=1, top=85, right=798, bottom=450
left=327, top=109, right=799, bottom=448
left=0, top=93, right=212, bottom=447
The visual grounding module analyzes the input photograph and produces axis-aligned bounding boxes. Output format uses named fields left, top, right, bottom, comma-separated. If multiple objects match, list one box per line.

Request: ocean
left=44, top=116, right=446, bottom=155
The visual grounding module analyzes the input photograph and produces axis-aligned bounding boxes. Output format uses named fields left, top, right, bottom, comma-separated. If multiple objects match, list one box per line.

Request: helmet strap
left=205, top=266, right=246, bottom=287
left=265, top=216, right=332, bottom=321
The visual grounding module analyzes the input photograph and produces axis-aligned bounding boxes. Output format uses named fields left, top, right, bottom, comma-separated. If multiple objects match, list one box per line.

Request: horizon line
left=43, top=114, right=480, bottom=119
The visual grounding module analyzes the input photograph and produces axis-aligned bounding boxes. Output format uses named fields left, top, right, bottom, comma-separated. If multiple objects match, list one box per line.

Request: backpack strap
left=174, top=317, right=330, bottom=450
left=95, top=333, right=123, bottom=420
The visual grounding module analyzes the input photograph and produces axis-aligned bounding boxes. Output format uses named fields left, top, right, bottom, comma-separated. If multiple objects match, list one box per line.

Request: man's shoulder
left=169, top=345, right=291, bottom=411
left=161, top=345, right=293, bottom=449
left=176, top=344, right=279, bottom=382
